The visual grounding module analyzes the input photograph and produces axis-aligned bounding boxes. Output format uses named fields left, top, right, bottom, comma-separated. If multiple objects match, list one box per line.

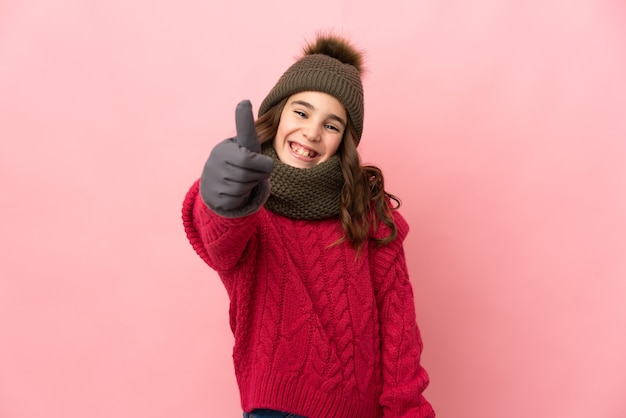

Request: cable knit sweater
left=182, top=180, right=434, bottom=418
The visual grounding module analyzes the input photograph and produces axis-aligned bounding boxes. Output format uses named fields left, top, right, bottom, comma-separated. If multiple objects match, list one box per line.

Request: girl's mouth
left=289, top=141, right=319, bottom=159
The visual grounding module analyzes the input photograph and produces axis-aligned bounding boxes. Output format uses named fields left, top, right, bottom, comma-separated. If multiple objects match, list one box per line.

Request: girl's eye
left=325, top=124, right=339, bottom=132
left=294, top=110, right=306, bottom=118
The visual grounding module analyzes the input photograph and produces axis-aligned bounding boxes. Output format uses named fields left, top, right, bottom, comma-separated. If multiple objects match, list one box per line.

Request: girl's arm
left=183, top=101, right=273, bottom=275
left=182, top=179, right=262, bottom=274
left=371, top=212, right=435, bottom=418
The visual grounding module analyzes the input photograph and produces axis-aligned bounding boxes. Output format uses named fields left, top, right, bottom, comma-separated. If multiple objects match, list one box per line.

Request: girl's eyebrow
left=290, top=99, right=347, bottom=127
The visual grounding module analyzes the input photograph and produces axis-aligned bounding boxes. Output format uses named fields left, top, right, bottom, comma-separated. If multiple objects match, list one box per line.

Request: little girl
left=182, top=33, right=435, bottom=418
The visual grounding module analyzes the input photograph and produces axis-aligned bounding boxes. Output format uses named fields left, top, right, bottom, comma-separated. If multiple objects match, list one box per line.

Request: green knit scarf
left=262, top=141, right=344, bottom=220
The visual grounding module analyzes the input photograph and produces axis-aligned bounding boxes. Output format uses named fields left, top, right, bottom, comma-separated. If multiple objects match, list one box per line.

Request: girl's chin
left=284, top=157, right=316, bottom=169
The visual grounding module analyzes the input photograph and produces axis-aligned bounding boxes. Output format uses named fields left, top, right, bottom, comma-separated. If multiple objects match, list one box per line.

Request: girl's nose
left=303, top=124, right=321, bottom=142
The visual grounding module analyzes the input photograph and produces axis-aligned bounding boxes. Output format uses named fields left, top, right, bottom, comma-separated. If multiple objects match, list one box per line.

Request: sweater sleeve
left=371, top=211, right=435, bottom=418
left=182, top=179, right=261, bottom=276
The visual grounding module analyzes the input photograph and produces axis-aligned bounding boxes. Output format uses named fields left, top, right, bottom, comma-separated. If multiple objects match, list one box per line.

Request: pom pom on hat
left=259, top=33, right=366, bottom=144
left=302, top=34, right=365, bottom=75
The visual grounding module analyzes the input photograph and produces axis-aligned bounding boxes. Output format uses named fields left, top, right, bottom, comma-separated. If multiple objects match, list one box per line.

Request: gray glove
left=199, top=100, right=274, bottom=217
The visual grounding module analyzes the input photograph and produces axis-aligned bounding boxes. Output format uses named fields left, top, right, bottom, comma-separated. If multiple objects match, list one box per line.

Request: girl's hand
left=199, top=100, right=274, bottom=215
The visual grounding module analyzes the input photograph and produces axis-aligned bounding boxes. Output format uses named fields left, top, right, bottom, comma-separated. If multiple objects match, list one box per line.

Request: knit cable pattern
left=182, top=182, right=435, bottom=417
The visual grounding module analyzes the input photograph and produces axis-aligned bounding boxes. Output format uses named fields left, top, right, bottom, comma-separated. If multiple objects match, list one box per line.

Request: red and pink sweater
left=183, top=180, right=434, bottom=418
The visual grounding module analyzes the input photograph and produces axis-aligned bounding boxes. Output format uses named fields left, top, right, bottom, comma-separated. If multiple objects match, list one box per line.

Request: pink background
left=1, top=1, right=625, bottom=417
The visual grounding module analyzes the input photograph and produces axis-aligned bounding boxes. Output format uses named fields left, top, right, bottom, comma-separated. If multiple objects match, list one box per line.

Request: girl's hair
left=256, top=97, right=400, bottom=252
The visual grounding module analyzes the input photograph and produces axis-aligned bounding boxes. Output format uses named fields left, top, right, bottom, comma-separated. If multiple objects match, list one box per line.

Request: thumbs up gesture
left=199, top=100, right=274, bottom=217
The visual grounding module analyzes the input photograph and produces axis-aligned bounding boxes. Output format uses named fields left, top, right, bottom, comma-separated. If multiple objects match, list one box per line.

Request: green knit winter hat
left=258, top=34, right=365, bottom=144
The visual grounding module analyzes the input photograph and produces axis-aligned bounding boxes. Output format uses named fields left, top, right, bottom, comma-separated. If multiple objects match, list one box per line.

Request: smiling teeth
left=296, top=148, right=314, bottom=157
left=290, top=142, right=317, bottom=158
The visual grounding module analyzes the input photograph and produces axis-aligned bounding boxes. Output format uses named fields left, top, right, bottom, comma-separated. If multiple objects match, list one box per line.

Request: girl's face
left=273, top=91, right=347, bottom=169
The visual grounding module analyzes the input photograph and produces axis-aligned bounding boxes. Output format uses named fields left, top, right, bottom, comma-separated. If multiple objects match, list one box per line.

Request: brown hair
left=256, top=98, right=399, bottom=252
